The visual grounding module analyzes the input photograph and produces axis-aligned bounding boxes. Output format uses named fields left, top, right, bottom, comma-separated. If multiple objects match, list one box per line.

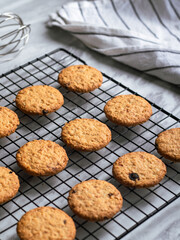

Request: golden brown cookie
left=68, top=179, right=123, bottom=221
left=16, top=140, right=68, bottom=176
left=113, top=152, right=166, bottom=188
left=61, top=118, right=111, bottom=151
left=0, top=106, right=20, bottom=138
left=17, top=206, right=76, bottom=240
left=0, top=167, right=20, bottom=204
left=16, top=85, right=64, bottom=115
left=58, top=65, right=103, bottom=93
left=104, top=94, right=152, bottom=126
left=155, top=128, right=180, bottom=162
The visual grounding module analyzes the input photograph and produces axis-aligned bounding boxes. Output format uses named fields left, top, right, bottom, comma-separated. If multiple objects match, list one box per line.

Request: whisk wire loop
left=0, top=13, right=30, bottom=61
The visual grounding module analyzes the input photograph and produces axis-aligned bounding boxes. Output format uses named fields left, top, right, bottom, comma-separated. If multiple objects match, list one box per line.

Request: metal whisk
left=0, top=13, right=30, bottom=62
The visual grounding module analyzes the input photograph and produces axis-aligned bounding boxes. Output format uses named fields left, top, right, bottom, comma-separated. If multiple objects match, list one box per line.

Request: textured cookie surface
left=113, top=152, right=166, bottom=188
left=68, top=179, right=123, bottom=221
left=0, top=167, right=20, bottom=204
left=61, top=119, right=111, bottom=151
left=104, top=95, right=152, bottom=126
left=58, top=65, right=103, bottom=93
left=155, top=128, right=180, bottom=162
left=16, top=140, right=68, bottom=176
left=16, top=85, right=64, bottom=115
left=17, top=206, right=76, bottom=240
left=0, top=106, right=20, bottom=138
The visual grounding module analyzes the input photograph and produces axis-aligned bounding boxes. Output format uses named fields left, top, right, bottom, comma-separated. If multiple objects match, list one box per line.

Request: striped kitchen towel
left=48, top=0, right=180, bottom=85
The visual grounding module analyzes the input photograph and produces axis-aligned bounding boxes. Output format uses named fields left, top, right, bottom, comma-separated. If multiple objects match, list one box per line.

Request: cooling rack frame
left=0, top=48, right=179, bottom=240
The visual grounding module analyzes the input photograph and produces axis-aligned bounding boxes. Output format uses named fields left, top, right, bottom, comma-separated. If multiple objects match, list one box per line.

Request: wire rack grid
left=0, top=48, right=179, bottom=240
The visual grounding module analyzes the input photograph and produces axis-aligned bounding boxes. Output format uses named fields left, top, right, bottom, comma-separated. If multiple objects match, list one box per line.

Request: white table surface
left=1, top=1, right=180, bottom=240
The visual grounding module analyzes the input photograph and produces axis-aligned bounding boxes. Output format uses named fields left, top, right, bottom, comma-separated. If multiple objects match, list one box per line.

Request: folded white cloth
left=48, top=0, right=180, bottom=85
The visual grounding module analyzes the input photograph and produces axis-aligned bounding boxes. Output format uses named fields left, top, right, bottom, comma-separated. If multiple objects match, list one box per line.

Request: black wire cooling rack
left=0, top=48, right=180, bottom=240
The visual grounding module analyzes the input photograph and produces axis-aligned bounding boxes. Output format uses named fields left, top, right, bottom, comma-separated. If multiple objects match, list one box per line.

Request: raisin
left=129, top=173, right=140, bottom=181
left=42, top=109, right=48, bottom=115
left=72, top=190, right=76, bottom=194
left=9, top=171, right=13, bottom=174
left=108, top=193, right=114, bottom=197
left=63, top=220, right=67, bottom=224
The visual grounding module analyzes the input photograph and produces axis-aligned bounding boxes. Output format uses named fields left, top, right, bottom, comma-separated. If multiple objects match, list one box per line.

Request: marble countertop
left=1, top=1, right=180, bottom=240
